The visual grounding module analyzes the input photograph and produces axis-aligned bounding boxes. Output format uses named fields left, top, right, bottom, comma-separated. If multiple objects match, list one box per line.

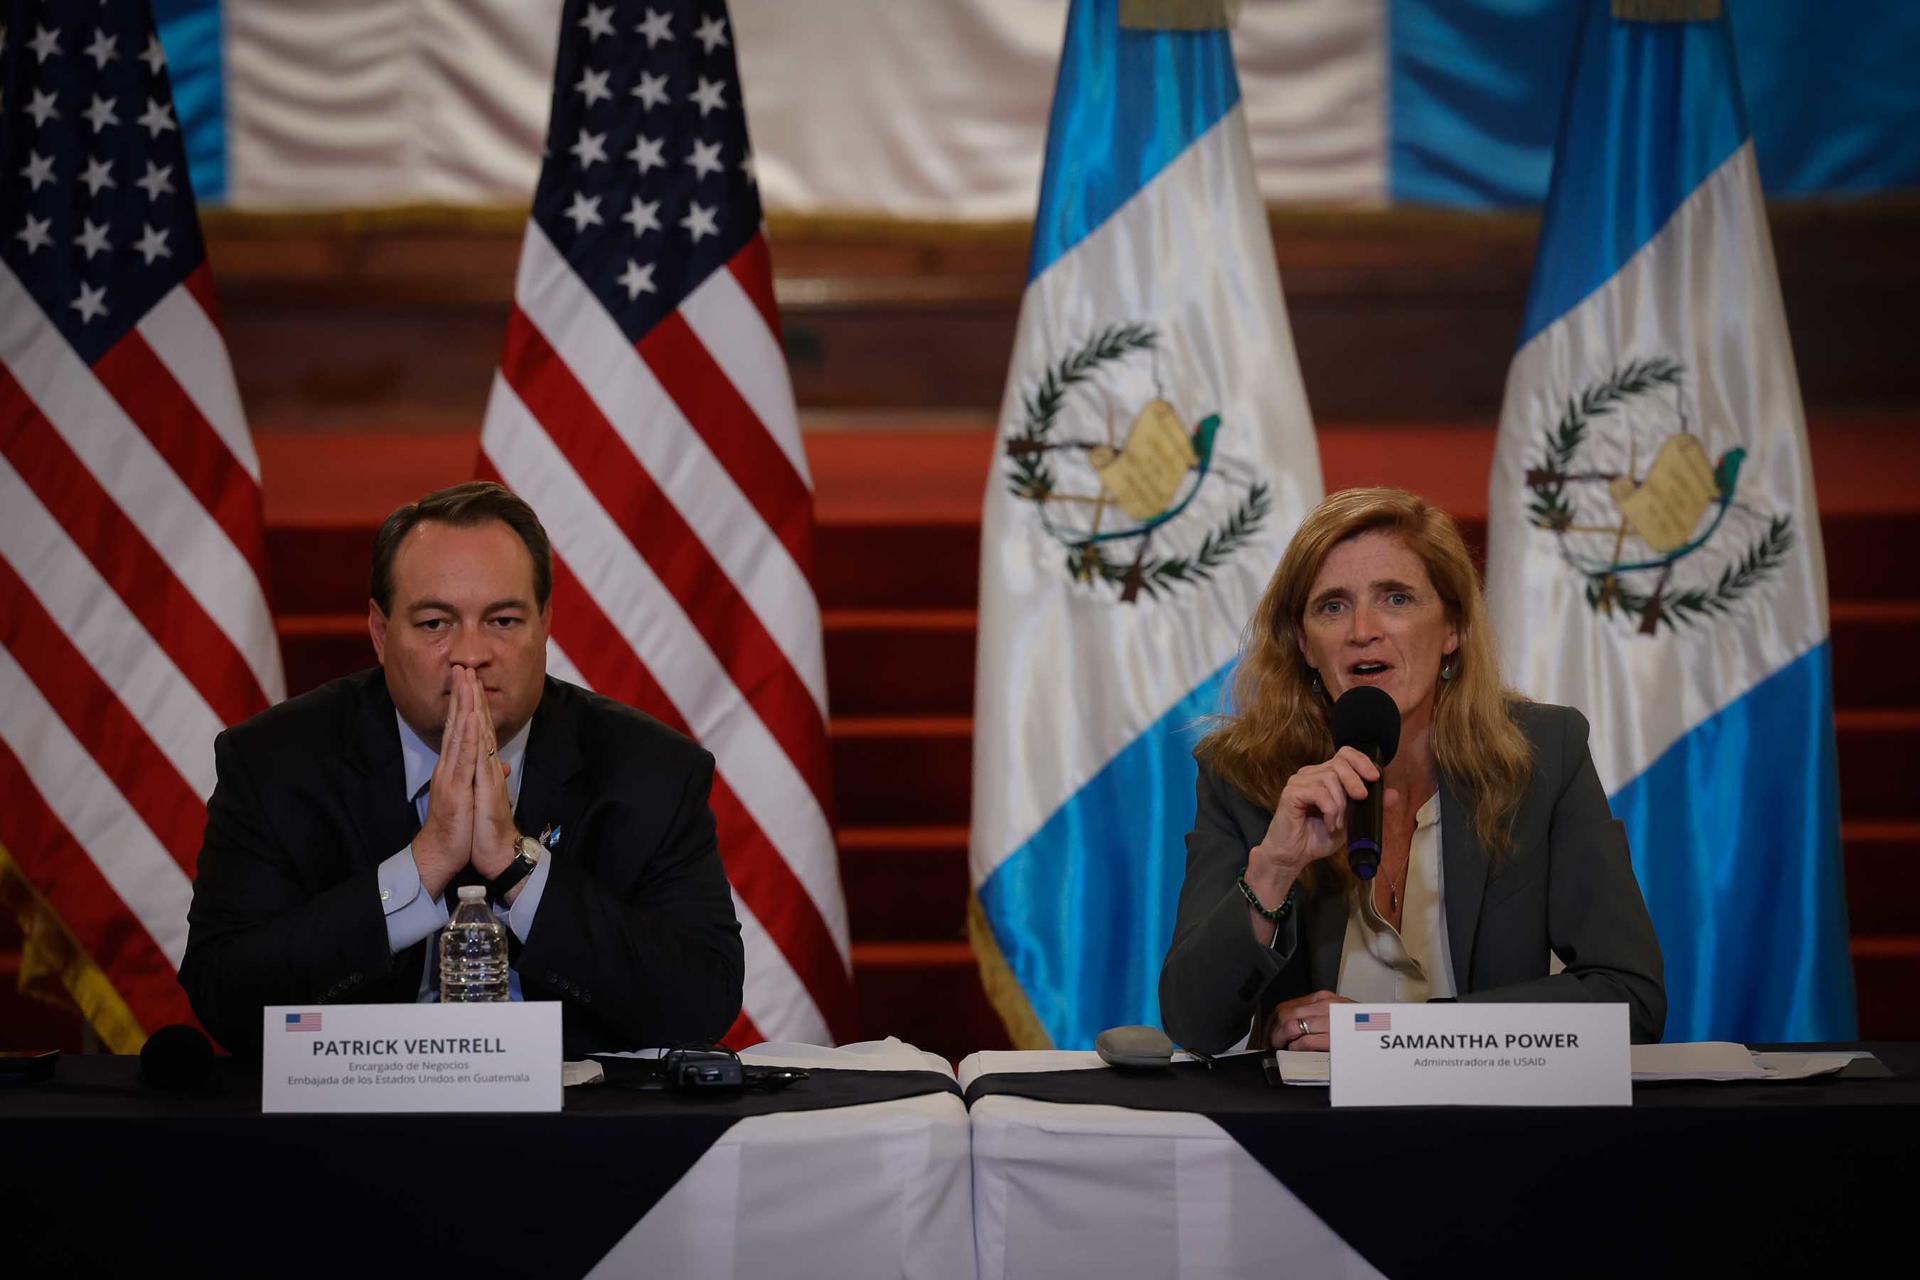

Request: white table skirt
left=959, top=1051, right=1381, bottom=1280
left=588, top=1040, right=975, bottom=1280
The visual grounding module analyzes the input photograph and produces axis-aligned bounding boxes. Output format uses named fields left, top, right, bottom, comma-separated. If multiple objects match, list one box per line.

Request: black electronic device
left=139, top=1024, right=216, bottom=1092
left=666, top=1046, right=745, bottom=1092
left=1330, top=685, right=1401, bottom=882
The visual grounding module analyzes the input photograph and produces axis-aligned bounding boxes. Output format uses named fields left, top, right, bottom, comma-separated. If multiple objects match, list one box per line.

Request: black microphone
left=139, top=1024, right=215, bottom=1092
left=1330, top=685, right=1400, bottom=882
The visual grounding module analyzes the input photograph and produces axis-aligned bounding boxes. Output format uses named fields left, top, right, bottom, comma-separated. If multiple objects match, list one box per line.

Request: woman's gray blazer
left=1159, top=701, right=1667, bottom=1053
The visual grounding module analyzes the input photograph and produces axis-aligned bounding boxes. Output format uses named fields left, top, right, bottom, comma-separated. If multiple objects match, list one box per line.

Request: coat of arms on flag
left=1003, top=321, right=1272, bottom=604
left=1519, top=355, right=1794, bottom=635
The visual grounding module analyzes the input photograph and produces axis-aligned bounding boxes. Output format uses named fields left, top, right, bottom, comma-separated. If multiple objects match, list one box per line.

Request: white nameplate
left=1330, top=1003, right=1630, bottom=1107
left=262, top=1002, right=563, bottom=1113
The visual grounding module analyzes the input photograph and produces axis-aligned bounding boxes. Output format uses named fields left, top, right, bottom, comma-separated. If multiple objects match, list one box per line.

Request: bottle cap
left=457, top=884, right=488, bottom=902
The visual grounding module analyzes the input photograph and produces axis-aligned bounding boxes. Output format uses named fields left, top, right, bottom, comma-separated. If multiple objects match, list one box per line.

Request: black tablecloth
left=0, top=1054, right=959, bottom=1277
left=966, top=1044, right=1920, bottom=1279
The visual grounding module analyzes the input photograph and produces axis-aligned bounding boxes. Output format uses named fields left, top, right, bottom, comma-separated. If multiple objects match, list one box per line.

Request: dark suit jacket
left=1159, top=702, right=1665, bottom=1053
left=181, top=669, right=744, bottom=1058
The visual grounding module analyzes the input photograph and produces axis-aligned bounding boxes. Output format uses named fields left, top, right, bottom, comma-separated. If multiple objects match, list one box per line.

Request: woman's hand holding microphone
left=1244, top=746, right=1399, bottom=1052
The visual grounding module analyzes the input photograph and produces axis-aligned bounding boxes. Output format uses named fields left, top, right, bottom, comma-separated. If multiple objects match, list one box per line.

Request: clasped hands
left=410, top=665, right=524, bottom=904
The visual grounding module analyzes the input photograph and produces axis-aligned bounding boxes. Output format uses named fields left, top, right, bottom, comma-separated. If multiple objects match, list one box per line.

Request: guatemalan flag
left=1487, top=1, right=1855, bottom=1042
left=969, top=0, right=1322, bottom=1050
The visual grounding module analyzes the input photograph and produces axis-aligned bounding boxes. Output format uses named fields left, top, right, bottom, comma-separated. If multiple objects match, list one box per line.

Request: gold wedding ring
left=1297, top=1018, right=1310, bottom=1036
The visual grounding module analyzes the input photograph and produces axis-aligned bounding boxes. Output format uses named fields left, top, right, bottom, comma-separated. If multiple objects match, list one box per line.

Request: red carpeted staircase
left=257, top=415, right=1920, bottom=1059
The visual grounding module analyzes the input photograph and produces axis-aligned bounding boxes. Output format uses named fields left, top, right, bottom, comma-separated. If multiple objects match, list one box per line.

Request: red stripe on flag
left=720, top=1008, right=763, bottom=1052
left=182, top=260, right=222, bottom=329
left=0, top=559, right=205, bottom=876
left=92, top=329, right=272, bottom=593
left=728, top=233, right=784, bottom=343
left=538, top=555, right=855, bottom=1039
left=0, top=367, right=270, bottom=727
left=0, top=742, right=199, bottom=1033
left=635, top=310, right=816, bottom=581
left=498, top=310, right=834, bottom=820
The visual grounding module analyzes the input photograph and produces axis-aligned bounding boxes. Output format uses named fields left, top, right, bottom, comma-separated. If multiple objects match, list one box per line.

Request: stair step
left=839, top=826, right=970, bottom=942
left=832, top=716, right=972, bottom=828
left=1837, top=711, right=1920, bottom=821
left=824, top=610, right=975, bottom=715
left=851, top=940, right=1007, bottom=1061
left=1853, top=937, right=1920, bottom=1040
left=1831, top=602, right=1920, bottom=709
left=815, top=521, right=979, bottom=611
left=1846, top=823, right=1920, bottom=936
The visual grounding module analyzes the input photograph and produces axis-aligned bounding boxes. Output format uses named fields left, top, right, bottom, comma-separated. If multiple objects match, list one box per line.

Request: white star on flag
left=680, top=201, right=718, bottom=241
left=79, top=156, right=115, bottom=195
left=687, top=139, right=723, bottom=179
left=621, top=196, right=661, bottom=236
left=70, top=282, right=108, bottom=322
left=138, top=97, right=176, bottom=138
left=76, top=219, right=112, bottom=258
left=15, top=213, right=52, bottom=254
left=22, top=151, right=56, bottom=190
left=569, top=128, right=608, bottom=169
left=562, top=191, right=603, bottom=232
left=690, top=77, right=726, bottom=116
left=139, top=31, right=165, bottom=73
left=136, top=160, right=174, bottom=199
left=30, top=24, right=59, bottom=63
left=575, top=67, right=611, bottom=107
left=579, top=4, right=615, bottom=41
left=694, top=15, right=729, bottom=53
left=133, top=224, right=170, bottom=265
left=85, top=28, right=117, bottom=69
left=616, top=259, right=657, bottom=299
left=627, top=134, right=665, bottom=173
left=26, top=88, right=58, bottom=126
left=740, top=150, right=757, bottom=185
left=636, top=9, right=673, bottom=48
left=83, top=94, right=118, bottom=131
left=631, top=70, right=669, bottom=110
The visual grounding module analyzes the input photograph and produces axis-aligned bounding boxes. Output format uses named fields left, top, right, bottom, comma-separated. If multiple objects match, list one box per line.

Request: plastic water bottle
left=440, top=885, right=509, bottom=1002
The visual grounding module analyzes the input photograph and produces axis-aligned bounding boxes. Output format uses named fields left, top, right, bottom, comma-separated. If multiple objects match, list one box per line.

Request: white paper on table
left=1277, top=1050, right=1330, bottom=1085
left=562, top=1060, right=606, bottom=1088
left=1750, top=1051, right=1871, bottom=1081
left=1629, top=1041, right=1767, bottom=1081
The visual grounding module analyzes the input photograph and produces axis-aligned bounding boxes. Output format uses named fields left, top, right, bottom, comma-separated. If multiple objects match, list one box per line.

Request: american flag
left=284, top=1011, right=322, bottom=1033
left=0, top=2, right=282, bottom=1050
left=480, top=1, right=853, bottom=1046
left=1355, top=1012, right=1393, bottom=1031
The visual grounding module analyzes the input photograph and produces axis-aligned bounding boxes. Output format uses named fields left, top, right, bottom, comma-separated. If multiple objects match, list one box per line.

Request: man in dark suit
left=181, top=482, right=743, bottom=1057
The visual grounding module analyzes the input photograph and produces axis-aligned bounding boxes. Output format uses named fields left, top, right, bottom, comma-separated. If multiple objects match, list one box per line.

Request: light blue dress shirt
left=375, top=712, right=552, bottom=1000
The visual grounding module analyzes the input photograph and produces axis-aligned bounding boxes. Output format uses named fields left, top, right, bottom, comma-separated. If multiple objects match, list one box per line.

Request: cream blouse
left=1335, top=791, right=1457, bottom=1002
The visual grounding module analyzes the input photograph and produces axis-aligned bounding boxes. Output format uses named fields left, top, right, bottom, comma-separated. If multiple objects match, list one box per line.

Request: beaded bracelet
left=1235, top=873, right=1296, bottom=923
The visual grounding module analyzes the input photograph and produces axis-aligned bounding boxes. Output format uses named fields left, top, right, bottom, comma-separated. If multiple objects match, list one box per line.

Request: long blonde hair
left=1197, top=487, right=1533, bottom=872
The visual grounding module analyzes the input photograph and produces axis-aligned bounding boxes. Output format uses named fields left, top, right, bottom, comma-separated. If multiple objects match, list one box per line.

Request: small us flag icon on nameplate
left=284, top=1012, right=323, bottom=1032
left=1354, top=1012, right=1392, bottom=1031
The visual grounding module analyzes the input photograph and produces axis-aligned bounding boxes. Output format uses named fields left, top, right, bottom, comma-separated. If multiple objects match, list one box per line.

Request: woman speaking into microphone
left=1159, top=488, right=1665, bottom=1055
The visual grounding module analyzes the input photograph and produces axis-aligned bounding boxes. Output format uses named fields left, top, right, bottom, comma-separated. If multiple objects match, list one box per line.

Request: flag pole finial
left=1612, top=0, right=1722, bottom=21
left=1119, top=0, right=1238, bottom=32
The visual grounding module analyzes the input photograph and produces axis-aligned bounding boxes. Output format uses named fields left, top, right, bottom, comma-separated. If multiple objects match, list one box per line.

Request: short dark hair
left=369, top=481, right=553, bottom=614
